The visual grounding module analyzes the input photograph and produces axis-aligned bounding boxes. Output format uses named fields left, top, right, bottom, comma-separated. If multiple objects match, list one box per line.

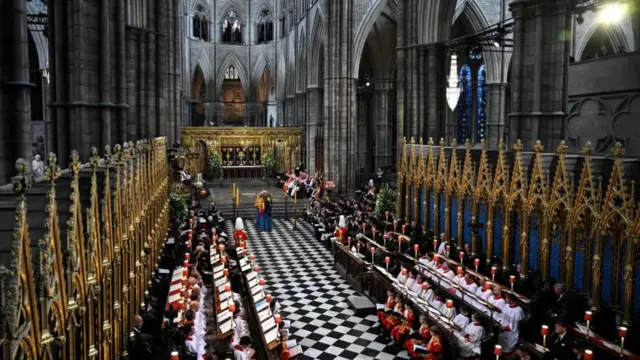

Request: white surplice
left=457, top=323, right=485, bottom=357
left=498, top=304, right=525, bottom=353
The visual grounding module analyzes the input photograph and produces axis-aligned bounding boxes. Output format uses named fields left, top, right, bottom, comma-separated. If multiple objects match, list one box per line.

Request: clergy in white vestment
left=498, top=294, right=525, bottom=353
left=437, top=234, right=447, bottom=256
left=190, top=301, right=206, bottom=334
left=452, top=308, right=471, bottom=331
left=457, top=314, right=485, bottom=358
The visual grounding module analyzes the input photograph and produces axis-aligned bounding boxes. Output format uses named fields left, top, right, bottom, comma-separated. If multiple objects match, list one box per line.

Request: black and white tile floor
left=226, top=219, right=410, bottom=360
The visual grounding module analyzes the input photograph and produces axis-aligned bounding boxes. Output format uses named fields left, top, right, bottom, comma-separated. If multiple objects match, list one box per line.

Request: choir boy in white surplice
left=437, top=234, right=447, bottom=256
left=475, top=279, right=493, bottom=313
left=185, top=325, right=207, bottom=359
left=488, top=286, right=506, bottom=311
left=405, top=272, right=418, bottom=289
left=410, top=276, right=424, bottom=294
left=420, top=281, right=435, bottom=303
left=440, top=299, right=457, bottom=319
left=437, top=263, right=455, bottom=282
left=498, top=294, right=525, bottom=353
left=430, top=291, right=445, bottom=311
left=396, top=268, right=409, bottom=284
left=231, top=309, right=245, bottom=347
left=461, top=274, right=479, bottom=295
left=452, top=308, right=471, bottom=331
left=457, top=314, right=485, bottom=358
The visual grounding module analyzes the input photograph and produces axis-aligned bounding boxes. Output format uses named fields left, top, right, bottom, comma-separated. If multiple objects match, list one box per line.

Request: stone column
left=306, top=87, right=322, bottom=172
left=285, top=96, right=295, bottom=126
left=324, top=0, right=357, bottom=194
left=126, top=29, right=139, bottom=141
left=155, top=0, right=167, bottom=137
left=356, top=93, right=369, bottom=178
left=373, top=80, right=394, bottom=169
left=276, top=101, right=285, bottom=126
left=509, top=0, right=570, bottom=150
left=0, top=0, right=32, bottom=182
left=296, top=93, right=306, bottom=165
left=486, top=83, right=508, bottom=148
left=424, top=44, right=447, bottom=140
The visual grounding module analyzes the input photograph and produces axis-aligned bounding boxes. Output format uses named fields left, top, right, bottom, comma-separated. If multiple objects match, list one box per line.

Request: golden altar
left=180, top=127, right=302, bottom=178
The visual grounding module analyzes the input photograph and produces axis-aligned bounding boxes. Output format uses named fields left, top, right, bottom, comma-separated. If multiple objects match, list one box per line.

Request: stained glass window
left=457, top=65, right=472, bottom=144
left=225, top=65, right=239, bottom=80
left=476, top=65, right=487, bottom=142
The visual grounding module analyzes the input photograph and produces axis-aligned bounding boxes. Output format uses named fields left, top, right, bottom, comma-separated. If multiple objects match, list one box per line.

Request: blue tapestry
left=451, top=197, right=459, bottom=239
left=429, top=190, right=435, bottom=229
left=494, top=207, right=503, bottom=258
left=574, top=249, right=585, bottom=292
left=439, top=194, right=446, bottom=234
left=619, top=241, right=626, bottom=310
left=463, top=198, right=472, bottom=245
left=479, top=203, right=487, bottom=249
left=602, top=236, right=614, bottom=304
left=551, top=226, right=561, bottom=281
left=529, top=214, right=539, bottom=271
left=476, top=65, right=487, bottom=143
left=457, top=65, right=472, bottom=144
left=513, top=213, right=521, bottom=265
left=418, top=189, right=425, bottom=226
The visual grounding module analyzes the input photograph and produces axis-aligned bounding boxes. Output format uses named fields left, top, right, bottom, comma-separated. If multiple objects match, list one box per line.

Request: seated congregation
left=304, top=180, right=639, bottom=359
left=129, top=198, right=301, bottom=360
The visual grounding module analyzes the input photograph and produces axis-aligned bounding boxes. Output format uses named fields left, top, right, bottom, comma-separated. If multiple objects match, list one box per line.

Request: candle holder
left=433, top=238, right=438, bottom=252
left=414, top=244, right=419, bottom=261
left=509, top=275, right=516, bottom=292
left=383, top=234, right=388, bottom=247
left=370, top=247, right=376, bottom=263
left=474, top=258, right=480, bottom=273
left=171, top=350, right=179, bottom=360
left=491, top=266, right=497, bottom=282
left=584, top=311, right=592, bottom=338
left=398, top=235, right=402, bottom=253
left=584, top=349, right=593, bottom=360
left=385, top=256, right=390, bottom=271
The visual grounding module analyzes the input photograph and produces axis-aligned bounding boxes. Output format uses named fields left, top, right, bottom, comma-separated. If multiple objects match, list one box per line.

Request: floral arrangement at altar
left=255, top=190, right=273, bottom=231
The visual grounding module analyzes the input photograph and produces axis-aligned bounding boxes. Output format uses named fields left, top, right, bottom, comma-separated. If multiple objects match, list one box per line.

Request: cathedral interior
left=1, top=0, right=640, bottom=359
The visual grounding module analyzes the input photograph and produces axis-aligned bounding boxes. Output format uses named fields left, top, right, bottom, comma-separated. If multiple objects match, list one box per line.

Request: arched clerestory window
left=221, top=10, right=243, bottom=44
left=192, top=4, right=209, bottom=41
left=456, top=50, right=487, bottom=144
left=256, top=9, right=274, bottom=44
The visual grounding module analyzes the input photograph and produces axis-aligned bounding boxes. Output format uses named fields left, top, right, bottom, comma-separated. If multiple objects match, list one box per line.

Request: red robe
left=280, top=343, right=290, bottom=360
left=335, top=227, right=348, bottom=243
left=382, top=305, right=404, bottom=331
left=392, top=308, right=415, bottom=341
left=405, top=324, right=430, bottom=356
left=412, top=335, right=444, bottom=359
left=377, top=296, right=396, bottom=322
left=235, top=230, right=248, bottom=248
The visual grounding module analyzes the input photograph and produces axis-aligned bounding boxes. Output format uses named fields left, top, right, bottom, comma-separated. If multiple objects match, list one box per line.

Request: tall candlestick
left=541, top=325, right=549, bottom=348
left=619, top=326, right=627, bottom=357
left=294, top=190, right=297, bottom=205
left=584, top=311, right=592, bottom=338
left=236, top=188, right=240, bottom=206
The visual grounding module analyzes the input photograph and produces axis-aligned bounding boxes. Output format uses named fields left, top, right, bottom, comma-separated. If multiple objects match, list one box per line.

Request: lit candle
left=509, top=275, right=516, bottom=291
left=459, top=251, right=464, bottom=261
left=433, top=239, right=439, bottom=252
left=584, top=311, right=592, bottom=338
left=619, top=326, right=627, bottom=356
left=372, top=227, right=377, bottom=238
left=229, top=300, right=236, bottom=313
left=398, top=235, right=402, bottom=252
left=393, top=220, right=398, bottom=231
left=494, top=344, right=502, bottom=360
left=474, top=258, right=480, bottom=272
left=414, top=244, right=419, bottom=261
left=224, top=284, right=231, bottom=293
left=384, top=256, right=390, bottom=271
left=401, top=268, right=408, bottom=276
left=446, top=299, right=454, bottom=309
left=433, top=255, right=439, bottom=263
left=185, top=252, right=190, bottom=260
left=491, top=266, right=497, bottom=281
left=541, top=325, right=549, bottom=348
left=402, top=224, right=406, bottom=234
left=253, top=265, right=260, bottom=273
left=383, top=234, right=388, bottom=247
left=218, top=244, right=225, bottom=253
left=260, top=278, right=266, bottom=286
left=370, top=247, right=375, bottom=263
left=385, top=211, right=390, bottom=221
left=457, top=266, right=464, bottom=276
left=583, top=349, right=593, bottom=360
left=223, top=268, right=229, bottom=277
left=422, top=283, right=428, bottom=291
left=266, top=294, right=272, bottom=303
left=221, top=255, right=227, bottom=264
left=171, top=351, right=179, bottom=360
left=274, top=314, right=282, bottom=324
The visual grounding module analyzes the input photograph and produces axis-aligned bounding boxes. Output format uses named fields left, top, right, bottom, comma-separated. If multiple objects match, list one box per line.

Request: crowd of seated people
left=304, top=178, right=640, bottom=359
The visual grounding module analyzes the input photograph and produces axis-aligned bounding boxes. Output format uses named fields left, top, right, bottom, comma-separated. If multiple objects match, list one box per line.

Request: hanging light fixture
left=446, top=53, right=461, bottom=111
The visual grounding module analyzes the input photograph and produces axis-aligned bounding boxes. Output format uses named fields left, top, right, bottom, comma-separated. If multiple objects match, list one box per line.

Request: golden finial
left=419, top=137, right=423, bottom=145
left=12, top=158, right=31, bottom=195
left=439, top=138, right=445, bottom=147
left=451, top=139, right=457, bottom=148
left=410, top=137, right=415, bottom=144
left=129, top=141, right=137, bottom=157
left=497, top=138, right=505, bottom=151
left=402, top=137, right=407, bottom=145
left=122, top=142, right=131, bottom=159
left=556, top=140, right=567, bottom=154
left=44, top=152, right=62, bottom=183
left=534, top=140, right=544, bottom=153
left=513, top=139, right=524, bottom=152
left=90, top=147, right=100, bottom=169
left=104, top=145, right=112, bottom=164
left=69, top=150, right=81, bottom=175
left=465, top=138, right=471, bottom=148
left=582, top=141, right=593, bottom=156
left=428, top=137, right=434, bottom=146
left=612, top=142, right=625, bottom=157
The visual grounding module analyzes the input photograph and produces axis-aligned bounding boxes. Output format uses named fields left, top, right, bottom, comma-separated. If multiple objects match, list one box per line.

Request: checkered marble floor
left=226, top=219, right=410, bottom=360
